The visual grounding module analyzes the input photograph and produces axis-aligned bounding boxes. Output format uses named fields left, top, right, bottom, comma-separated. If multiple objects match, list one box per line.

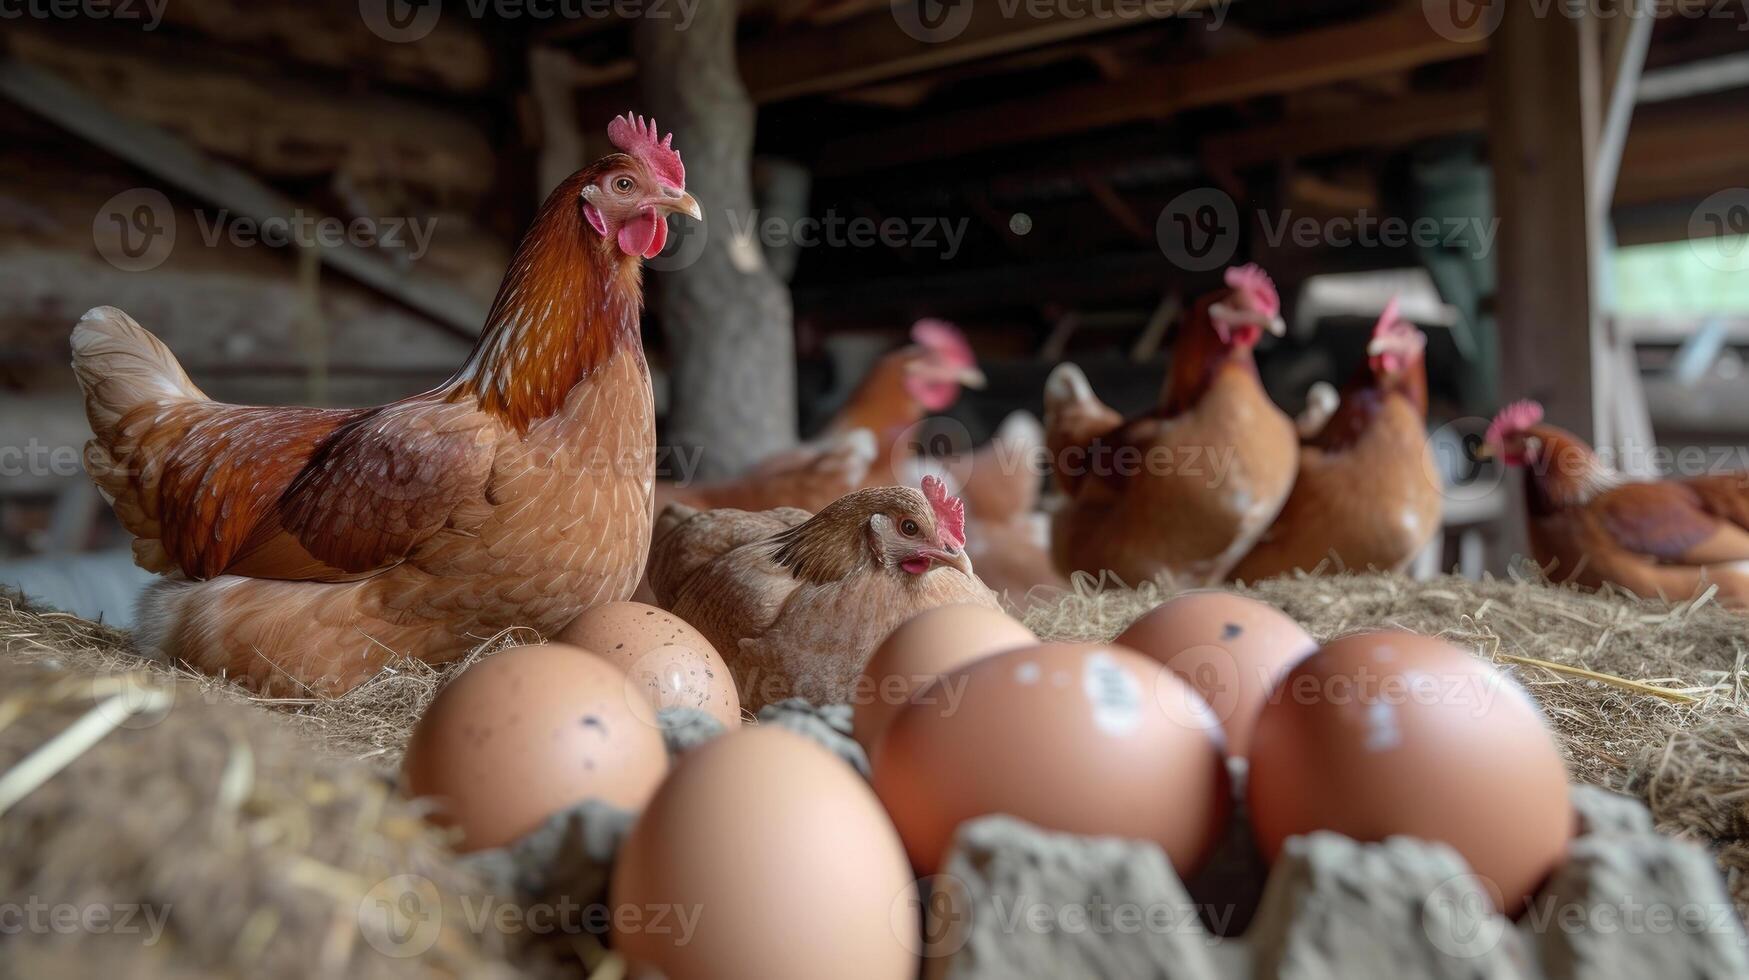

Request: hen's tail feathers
left=647, top=505, right=808, bottom=609
left=1042, top=364, right=1122, bottom=495
left=71, top=307, right=207, bottom=444
left=653, top=502, right=701, bottom=548
left=817, top=427, right=877, bottom=484
left=1296, top=381, right=1340, bottom=440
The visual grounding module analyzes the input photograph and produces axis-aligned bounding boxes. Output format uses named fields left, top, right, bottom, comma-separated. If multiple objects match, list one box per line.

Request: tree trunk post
left=635, top=0, right=798, bottom=479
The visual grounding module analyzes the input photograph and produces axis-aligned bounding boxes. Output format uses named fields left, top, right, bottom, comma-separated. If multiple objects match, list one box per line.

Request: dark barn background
left=2, top=0, right=1747, bottom=621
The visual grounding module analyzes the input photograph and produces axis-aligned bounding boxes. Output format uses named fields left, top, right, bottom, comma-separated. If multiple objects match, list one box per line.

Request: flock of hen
left=66, top=116, right=1749, bottom=701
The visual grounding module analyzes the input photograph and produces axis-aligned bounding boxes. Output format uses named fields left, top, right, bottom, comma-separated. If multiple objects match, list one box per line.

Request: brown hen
left=72, top=114, right=701, bottom=695
left=1230, top=300, right=1441, bottom=580
left=1043, top=264, right=1299, bottom=586
left=1486, top=401, right=1749, bottom=607
left=647, top=476, right=998, bottom=710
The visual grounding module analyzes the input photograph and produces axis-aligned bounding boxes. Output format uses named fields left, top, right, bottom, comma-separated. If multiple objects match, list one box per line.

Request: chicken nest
left=3, top=568, right=1748, bottom=974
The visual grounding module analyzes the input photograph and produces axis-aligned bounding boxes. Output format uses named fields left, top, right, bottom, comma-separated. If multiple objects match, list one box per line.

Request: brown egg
left=1248, top=631, right=1573, bottom=915
left=872, top=642, right=1230, bottom=876
left=1116, top=591, right=1317, bottom=757
left=402, top=643, right=668, bottom=852
left=558, top=601, right=740, bottom=729
left=611, top=727, right=918, bottom=980
left=852, top=603, right=1037, bottom=754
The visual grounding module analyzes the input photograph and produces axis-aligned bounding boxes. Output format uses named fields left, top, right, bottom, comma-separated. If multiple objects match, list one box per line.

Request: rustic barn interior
left=8, top=4, right=1749, bottom=977
left=2, top=0, right=1746, bottom=615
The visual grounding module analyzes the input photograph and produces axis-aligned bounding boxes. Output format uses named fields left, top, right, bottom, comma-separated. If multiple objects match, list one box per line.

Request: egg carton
left=919, top=786, right=1748, bottom=980
left=458, top=703, right=1745, bottom=979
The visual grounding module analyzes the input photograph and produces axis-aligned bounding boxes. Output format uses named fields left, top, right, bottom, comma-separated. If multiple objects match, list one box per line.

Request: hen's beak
left=1266, top=314, right=1287, bottom=337
left=922, top=547, right=974, bottom=577
left=658, top=187, right=703, bottom=221
left=1474, top=442, right=1497, bottom=461
left=958, top=367, right=988, bottom=390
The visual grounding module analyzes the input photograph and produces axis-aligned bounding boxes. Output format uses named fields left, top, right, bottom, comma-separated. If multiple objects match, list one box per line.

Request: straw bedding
left=2, top=569, right=1746, bottom=976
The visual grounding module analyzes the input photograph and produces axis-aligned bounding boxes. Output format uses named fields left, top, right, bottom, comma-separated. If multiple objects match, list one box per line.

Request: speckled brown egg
left=402, top=643, right=668, bottom=852
left=852, top=603, right=1036, bottom=754
left=558, top=601, right=740, bottom=729
left=1248, top=630, right=1573, bottom=915
left=611, top=727, right=918, bottom=980
left=1116, top=591, right=1317, bottom=757
left=872, top=641, right=1230, bottom=876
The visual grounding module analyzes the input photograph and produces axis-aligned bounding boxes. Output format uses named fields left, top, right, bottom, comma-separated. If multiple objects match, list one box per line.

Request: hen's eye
left=901, top=519, right=920, bottom=536
left=614, top=176, right=634, bottom=193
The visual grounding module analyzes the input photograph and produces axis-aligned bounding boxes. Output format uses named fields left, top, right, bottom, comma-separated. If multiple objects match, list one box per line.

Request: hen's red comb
left=1225, top=263, right=1280, bottom=316
left=1485, top=399, right=1544, bottom=448
left=1372, top=297, right=1427, bottom=350
left=921, top=475, right=966, bottom=549
left=608, top=113, right=685, bottom=190
left=1375, top=297, right=1402, bottom=334
left=911, top=318, right=976, bottom=368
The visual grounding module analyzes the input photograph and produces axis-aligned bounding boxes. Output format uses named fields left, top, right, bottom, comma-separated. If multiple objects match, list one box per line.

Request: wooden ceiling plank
left=1202, top=88, right=1487, bottom=169
left=577, top=0, right=1214, bottom=104
left=819, top=8, right=1490, bottom=173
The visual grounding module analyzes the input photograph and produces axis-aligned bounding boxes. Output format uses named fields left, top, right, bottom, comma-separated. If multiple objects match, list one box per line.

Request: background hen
left=829, top=319, right=986, bottom=488
left=953, top=412, right=1067, bottom=604
left=1042, top=264, right=1299, bottom=586
left=70, top=115, right=700, bottom=695
left=1486, top=401, right=1749, bottom=607
left=1230, top=299, right=1441, bottom=580
left=647, top=476, right=997, bottom=710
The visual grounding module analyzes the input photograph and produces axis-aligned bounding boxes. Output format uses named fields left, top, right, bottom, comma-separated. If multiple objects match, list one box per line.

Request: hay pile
left=0, top=657, right=567, bottom=979
left=3, top=568, right=1748, bottom=966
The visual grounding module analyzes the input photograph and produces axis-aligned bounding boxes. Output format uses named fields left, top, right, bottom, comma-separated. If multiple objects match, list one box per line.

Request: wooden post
left=1486, top=1, right=1609, bottom=565
left=635, top=0, right=798, bottom=479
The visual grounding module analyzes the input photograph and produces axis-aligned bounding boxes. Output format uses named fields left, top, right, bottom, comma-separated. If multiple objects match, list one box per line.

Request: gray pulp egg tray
left=468, top=703, right=1749, bottom=980
left=920, top=786, right=1748, bottom=980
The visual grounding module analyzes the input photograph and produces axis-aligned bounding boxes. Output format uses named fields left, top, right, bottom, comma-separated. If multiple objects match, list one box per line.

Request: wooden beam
left=820, top=8, right=1491, bottom=173
left=577, top=0, right=1216, bottom=106
left=0, top=57, right=490, bottom=341
left=1593, top=0, right=1655, bottom=217
left=1616, top=93, right=1749, bottom=204
left=743, top=0, right=1218, bottom=102
left=1202, top=89, right=1487, bottom=169
left=1487, top=0, right=1607, bottom=562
